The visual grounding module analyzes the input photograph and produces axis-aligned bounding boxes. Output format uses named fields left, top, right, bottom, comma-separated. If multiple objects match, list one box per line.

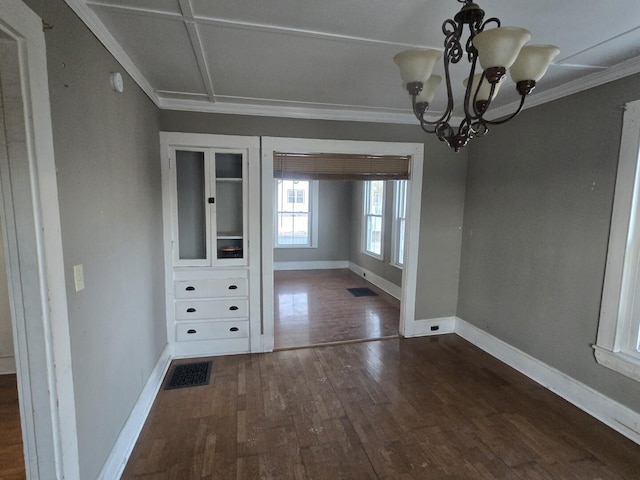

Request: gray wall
left=349, top=181, right=403, bottom=287
left=160, top=112, right=468, bottom=320
left=274, top=180, right=353, bottom=263
left=26, top=0, right=166, bottom=477
left=458, top=72, right=640, bottom=413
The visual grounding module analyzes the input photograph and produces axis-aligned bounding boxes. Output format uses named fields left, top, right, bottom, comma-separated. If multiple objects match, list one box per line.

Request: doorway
left=0, top=2, right=79, bottom=478
left=261, top=137, right=424, bottom=352
left=272, top=176, right=405, bottom=349
left=0, top=214, right=24, bottom=477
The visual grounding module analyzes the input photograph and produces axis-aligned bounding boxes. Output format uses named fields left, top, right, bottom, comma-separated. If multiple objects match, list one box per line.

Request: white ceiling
left=66, top=0, right=640, bottom=124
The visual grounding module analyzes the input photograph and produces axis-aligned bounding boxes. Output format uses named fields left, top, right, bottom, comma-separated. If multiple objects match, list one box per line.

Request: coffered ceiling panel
left=198, top=24, right=410, bottom=110
left=561, top=29, right=640, bottom=69
left=75, top=0, right=640, bottom=123
left=90, top=5, right=206, bottom=94
left=190, top=0, right=453, bottom=46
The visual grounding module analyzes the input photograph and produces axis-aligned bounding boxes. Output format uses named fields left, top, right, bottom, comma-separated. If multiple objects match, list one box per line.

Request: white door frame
left=261, top=137, right=424, bottom=352
left=1, top=2, right=79, bottom=479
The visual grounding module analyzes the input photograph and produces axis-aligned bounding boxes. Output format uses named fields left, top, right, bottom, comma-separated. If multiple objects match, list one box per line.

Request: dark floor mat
left=165, top=361, right=211, bottom=390
left=347, top=287, right=378, bottom=297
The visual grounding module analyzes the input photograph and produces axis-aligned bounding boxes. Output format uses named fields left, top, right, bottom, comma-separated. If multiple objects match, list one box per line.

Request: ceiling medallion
left=394, top=0, right=559, bottom=152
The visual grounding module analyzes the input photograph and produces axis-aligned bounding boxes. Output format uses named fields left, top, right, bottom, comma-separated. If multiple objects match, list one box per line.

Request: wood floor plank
left=274, top=269, right=400, bottom=349
left=122, top=336, right=640, bottom=480
left=0, top=374, right=25, bottom=480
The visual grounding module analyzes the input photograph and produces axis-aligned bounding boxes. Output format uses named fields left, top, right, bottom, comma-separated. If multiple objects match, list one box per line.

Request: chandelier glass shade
left=394, top=0, right=559, bottom=152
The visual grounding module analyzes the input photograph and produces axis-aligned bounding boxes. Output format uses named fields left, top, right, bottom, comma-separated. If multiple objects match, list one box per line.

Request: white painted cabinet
left=161, top=133, right=261, bottom=357
left=170, top=146, right=247, bottom=266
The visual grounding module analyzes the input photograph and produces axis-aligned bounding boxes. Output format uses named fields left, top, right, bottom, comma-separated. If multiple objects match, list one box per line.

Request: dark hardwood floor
left=122, top=335, right=640, bottom=479
left=0, top=374, right=25, bottom=480
left=274, top=269, right=400, bottom=349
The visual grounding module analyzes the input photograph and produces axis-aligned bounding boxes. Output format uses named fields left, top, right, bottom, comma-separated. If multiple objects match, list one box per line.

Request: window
left=392, top=180, right=408, bottom=267
left=594, top=99, right=640, bottom=382
left=363, top=180, right=385, bottom=259
left=287, top=189, right=305, bottom=204
left=275, top=179, right=318, bottom=247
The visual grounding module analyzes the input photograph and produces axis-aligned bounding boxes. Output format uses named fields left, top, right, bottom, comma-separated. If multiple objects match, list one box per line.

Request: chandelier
left=394, top=0, right=559, bottom=152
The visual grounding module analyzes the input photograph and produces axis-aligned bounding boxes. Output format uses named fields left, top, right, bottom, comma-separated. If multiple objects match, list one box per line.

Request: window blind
left=273, top=152, right=411, bottom=180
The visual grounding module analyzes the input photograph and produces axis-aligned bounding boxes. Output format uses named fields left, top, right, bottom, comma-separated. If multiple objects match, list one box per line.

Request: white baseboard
left=98, top=343, right=172, bottom=480
left=0, top=356, right=16, bottom=374
left=274, top=260, right=349, bottom=271
left=348, top=262, right=402, bottom=299
left=455, top=317, right=640, bottom=445
left=408, top=317, right=456, bottom=337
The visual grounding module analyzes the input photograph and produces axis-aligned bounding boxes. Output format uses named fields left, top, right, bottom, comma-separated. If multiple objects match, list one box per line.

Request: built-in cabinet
left=161, top=133, right=261, bottom=357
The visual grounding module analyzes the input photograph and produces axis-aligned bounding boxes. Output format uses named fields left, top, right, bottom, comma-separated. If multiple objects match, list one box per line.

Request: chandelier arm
left=443, top=19, right=464, bottom=64
left=464, top=32, right=474, bottom=62
left=418, top=113, right=454, bottom=128
left=479, top=17, right=500, bottom=31
left=461, top=51, right=481, bottom=126
left=410, top=93, right=453, bottom=128
left=435, top=17, right=461, bottom=127
left=419, top=119, right=438, bottom=134
left=483, top=95, right=527, bottom=125
left=470, top=71, right=491, bottom=118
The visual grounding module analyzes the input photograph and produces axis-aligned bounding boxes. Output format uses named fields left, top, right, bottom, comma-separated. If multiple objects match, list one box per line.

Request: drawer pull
left=185, top=286, right=195, bottom=291
left=230, top=327, right=239, bottom=332
left=187, top=329, right=197, bottom=334
left=186, top=308, right=196, bottom=313
left=228, top=285, right=238, bottom=290
left=229, top=306, right=239, bottom=311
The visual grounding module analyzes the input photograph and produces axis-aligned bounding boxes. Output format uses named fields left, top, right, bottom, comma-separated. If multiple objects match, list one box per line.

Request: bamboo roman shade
left=273, top=152, right=411, bottom=180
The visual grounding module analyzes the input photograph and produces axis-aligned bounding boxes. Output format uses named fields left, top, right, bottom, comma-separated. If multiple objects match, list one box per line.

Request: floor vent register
left=165, top=361, right=212, bottom=390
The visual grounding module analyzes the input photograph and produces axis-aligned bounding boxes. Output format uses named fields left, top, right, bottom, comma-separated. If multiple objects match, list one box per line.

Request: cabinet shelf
left=217, top=234, right=243, bottom=240
left=217, top=177, right=242, bottom=183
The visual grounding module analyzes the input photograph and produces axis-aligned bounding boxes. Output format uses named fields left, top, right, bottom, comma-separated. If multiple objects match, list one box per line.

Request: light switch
left=73, top=264, right=85, bottom=292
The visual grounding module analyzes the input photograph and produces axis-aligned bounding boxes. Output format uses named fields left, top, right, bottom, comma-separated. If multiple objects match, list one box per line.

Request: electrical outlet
left=73, top=264, right=85, bottom=292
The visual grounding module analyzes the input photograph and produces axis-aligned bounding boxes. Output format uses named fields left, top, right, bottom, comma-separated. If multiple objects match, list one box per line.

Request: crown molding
left=157, top=97, right=420, bottom=124
left=63, top=0, right=160, bottom=107
left=489, top=55, right=640, bottom=120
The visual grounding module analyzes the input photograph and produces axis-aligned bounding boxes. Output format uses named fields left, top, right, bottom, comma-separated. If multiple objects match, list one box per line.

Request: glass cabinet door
left=213, top=152, right=245, bottom=262
left=175, top=149, right=209, bottom=263
left=172, top=147, right=247, bottom=266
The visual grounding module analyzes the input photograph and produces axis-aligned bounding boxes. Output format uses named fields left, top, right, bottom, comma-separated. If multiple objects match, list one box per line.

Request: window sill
left=362, top=251, right=383, bottom=261
left=593, top=345, right=640, bottom=383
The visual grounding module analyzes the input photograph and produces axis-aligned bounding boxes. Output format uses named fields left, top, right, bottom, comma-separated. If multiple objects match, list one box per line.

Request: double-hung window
left=275, top=179, right=318, bottom=248
left=392, top=180, right=408, bottom=267
left=363, top=180, right=385, bottom=259
left=595, top=99, right=640, bottom=382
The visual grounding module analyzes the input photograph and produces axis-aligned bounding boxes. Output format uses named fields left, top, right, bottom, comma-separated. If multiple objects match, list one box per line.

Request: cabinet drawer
left=174, top=278, right=248, bottom=299
left=175, top=298, right=248, bottom=320
left=176, top=320, right=249, bottom=342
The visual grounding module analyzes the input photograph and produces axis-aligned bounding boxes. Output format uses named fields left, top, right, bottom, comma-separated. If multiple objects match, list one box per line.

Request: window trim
left=362, top=180, right=385, bottom=260
left=274, top=179, right=319, bottom=249
left=595, top=99, right=640, bottom=382
left=391, top=180, right=408, bottom=269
